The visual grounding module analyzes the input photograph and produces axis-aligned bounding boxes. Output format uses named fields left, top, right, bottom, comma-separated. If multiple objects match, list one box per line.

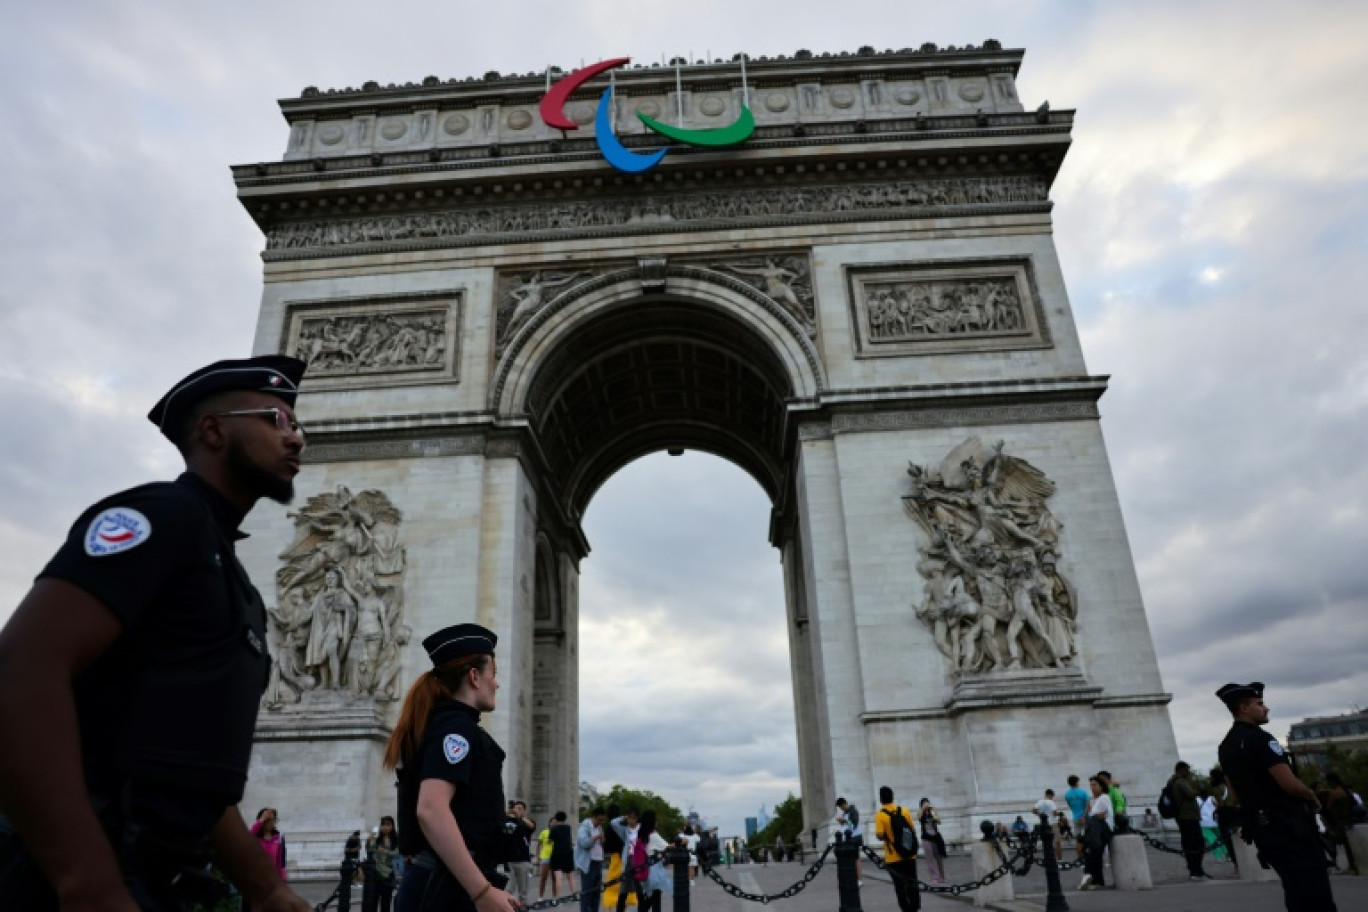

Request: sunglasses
left=213, top=407, right=306, bottom=443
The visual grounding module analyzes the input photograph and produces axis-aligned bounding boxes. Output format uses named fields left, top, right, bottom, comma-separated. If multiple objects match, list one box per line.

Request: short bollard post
left=972, top=822, right=1014, bottom=908
left=667, top=845, right=691, bottom=912
left=1036, top=814, right=1069, bottom=912
left=834, top=833, right=863, bottom=912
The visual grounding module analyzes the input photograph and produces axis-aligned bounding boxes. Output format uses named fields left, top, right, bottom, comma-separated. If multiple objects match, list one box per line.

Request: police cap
left=148, top=355, right=307, bottom=439
left=423, top=623, right=497, bottom=667
left=1215, top=681, right=1264, bottom=707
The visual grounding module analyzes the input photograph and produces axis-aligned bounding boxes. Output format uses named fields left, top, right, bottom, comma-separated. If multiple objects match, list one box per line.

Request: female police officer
left=384, top=624, right=521, bottom=911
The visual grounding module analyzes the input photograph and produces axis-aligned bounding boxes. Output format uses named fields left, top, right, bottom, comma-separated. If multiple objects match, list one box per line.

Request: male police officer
left=0, top=356, right=314, bottom=912
left=1217, top=681, right=1338, bottom=912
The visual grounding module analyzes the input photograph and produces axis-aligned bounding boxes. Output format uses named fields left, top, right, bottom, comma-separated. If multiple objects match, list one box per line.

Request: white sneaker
left=1078, top=874, right=1092, bottom=890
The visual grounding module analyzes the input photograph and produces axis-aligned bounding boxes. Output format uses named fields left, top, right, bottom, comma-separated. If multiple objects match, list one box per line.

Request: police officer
left=1216, top=682, right=1338, bottom=912
left=385, top=623, right=521, bottom=911
left=0, top=355, right=313, bottom=912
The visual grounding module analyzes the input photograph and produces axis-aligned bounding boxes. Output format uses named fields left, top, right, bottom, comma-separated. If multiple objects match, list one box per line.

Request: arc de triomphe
left=234, top=42, right=1177, bottom=845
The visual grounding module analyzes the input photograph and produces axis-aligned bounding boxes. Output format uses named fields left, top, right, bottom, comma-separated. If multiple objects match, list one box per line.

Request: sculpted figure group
left=867, top=279, right=1023, bottom=340
left=905, top=437, right=1077, bottom=674
left=264, top=486, right=411, bottom=709
left=294, top=313, right=446, bottom=375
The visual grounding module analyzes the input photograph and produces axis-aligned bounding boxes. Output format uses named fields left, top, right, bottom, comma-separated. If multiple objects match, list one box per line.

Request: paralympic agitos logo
left=539, top=58, right=755, bottom=173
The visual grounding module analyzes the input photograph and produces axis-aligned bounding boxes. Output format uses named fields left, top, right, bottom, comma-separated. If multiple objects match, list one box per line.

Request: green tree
left=1295, top=744, right=1368, bottom=796
left=594, top=784, right=687, bottom=842
left=748, top=793, right=804, bottom=853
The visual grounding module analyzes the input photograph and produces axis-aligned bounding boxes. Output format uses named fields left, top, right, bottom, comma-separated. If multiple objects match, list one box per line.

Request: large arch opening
left=518, top=294, right=826, bottom=834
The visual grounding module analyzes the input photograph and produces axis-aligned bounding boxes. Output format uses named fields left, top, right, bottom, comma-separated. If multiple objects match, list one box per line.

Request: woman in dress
left=917, top=798, right=947, bottom=885
left=547, top=811, right=576, bottom=896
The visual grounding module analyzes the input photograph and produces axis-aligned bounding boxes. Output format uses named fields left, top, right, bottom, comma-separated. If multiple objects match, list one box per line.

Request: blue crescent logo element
left=594, top=86, right=667, bottom=173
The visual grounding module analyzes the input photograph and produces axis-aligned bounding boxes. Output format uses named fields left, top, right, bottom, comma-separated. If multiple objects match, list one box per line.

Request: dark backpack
left=883, top=807, right=917, bottom=855
left=1157, top=779, right=1177, bottom=820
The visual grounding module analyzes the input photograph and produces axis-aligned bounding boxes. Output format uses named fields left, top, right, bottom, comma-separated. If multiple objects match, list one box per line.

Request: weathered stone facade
left=234, top=43, right=1177, bottom=852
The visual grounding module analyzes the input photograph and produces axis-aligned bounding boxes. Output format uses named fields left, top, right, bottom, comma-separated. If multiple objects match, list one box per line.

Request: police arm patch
left=84, top=508, right=152, bottom=557
left=443, top=734, right=470, bottom=765
left=1269, top=740, right=1284, bottom=757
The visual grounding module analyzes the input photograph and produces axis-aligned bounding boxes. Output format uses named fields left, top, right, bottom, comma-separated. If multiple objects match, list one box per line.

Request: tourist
left=874, top=787, right=920, bottom=912
left=1097, top=771, right=1128, bottom=831
left=385, top=623, right=519, bottom=912
left=1168, top=761, right=1210, bottom=880
left=1033, top=789, right=1057, bottom=831
left=1323, top=772, right=1359, bottom=875
left=574, top=806, right=605, bottom=912
left=1063, top=775, right=1090, bottom=858
left=1217, top=681, right=1337, bottom=910
left=601, top=803, right=637, bottom=910
left=536, top=820, right=554, bottom=897
left=1198, top=789, right=1224, bottom=861
left=361, top=816, right=399, bottom=912
left=547, top=811, right=575, bottom=895
left=611, top=807, right=647, bottom=912
left=1210, top=767, right=1240, bottom=871
left=501, top=800, right=535, bottom=903
left=1054, top=811, right=1072, bottom=858
left=1011, top=815, right=1030, bottom=840
left=634, top=810, right=671, bottom=912
left=241, top=808, right=288, bottom=911
left=1079, top=775, right=1113, bottom=890
left=917, top=798, right=947, bottom=884
left=677, top=824, right=700, bottom=883
left=835, top=797, right=864, bottom=885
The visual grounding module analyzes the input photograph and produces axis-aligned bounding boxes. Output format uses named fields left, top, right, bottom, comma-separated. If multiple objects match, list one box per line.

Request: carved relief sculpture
left=864, top=278, right=1023, bottom=341
left=266, top=176, right=1048, bottom=254
left=264, top=486, right=409, bottom=709
left=495, top=270, right=591, bottom=353
left=293, top=310, right=446, bottom=375
left=718, top=256, right=815, bottom=332
left=903, top=437, right=1077, bottom=674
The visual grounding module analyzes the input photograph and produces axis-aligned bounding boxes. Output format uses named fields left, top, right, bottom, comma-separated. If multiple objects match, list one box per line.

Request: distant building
left=745, top=817, right=759, bottom=839
left=1287, top=708, right=1368, bottom=771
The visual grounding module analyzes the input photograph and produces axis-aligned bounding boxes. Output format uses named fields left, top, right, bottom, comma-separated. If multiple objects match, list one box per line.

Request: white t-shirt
left=1090, top=793, right=1114, bottom=830
left=1198, top=796, right=1218, bottom=829
left=1033, top=798, right=1057, bottom=819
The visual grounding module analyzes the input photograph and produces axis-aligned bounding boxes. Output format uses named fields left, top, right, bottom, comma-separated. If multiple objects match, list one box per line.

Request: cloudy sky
left=2, top=1, right=1365, bottom=837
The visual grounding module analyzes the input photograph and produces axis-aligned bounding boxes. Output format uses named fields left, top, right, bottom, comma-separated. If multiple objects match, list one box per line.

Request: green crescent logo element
left=637, top=105, right=755, bottom=148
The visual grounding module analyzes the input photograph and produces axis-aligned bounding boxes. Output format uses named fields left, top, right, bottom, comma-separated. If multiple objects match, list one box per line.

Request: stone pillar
left=971, top=841, right=1013, bottom=906
left=1108, top=834, right=1151, bottom=890
left=1232, top=837, right=1277, bottom=882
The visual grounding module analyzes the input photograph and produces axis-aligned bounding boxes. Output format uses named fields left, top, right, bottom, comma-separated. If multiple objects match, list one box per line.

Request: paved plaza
left=289, top=850, right=1368, bottom=911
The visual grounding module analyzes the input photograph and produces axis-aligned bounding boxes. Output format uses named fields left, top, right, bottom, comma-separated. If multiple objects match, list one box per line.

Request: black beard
left=226, top=437, right=295, bottom=505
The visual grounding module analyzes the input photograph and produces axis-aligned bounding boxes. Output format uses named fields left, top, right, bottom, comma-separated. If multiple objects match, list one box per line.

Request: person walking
left=574, top=807, right=605, bottom=912
left=916, top=799, right=946, bottom=884
left=1210, top=767, right=1240, bottom=870
left=545, top=811, right=575, bottom=896
left=385, top=623, right=519, bottom=911
left=1217, top=681, right=1338, bottom=912
left=1062, top=775, right=1090, bottom=859
left=1323, top=772, right=1359, bottom=875
left=361, top=817, right=399, bottom=912
left=0, top=355, right=312, bottom=912
left=1079, top=776, right=1113, bottom=890
left=500, top=801, right=535, bottom=904
left=874, top=787, right=920, bottom=912
left=1169, top=762, right=1211, bottom=880
left=536, top=824, right=554, bottom=899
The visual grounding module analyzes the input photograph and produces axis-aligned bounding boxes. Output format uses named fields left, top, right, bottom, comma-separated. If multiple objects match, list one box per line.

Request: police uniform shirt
left=1218, top=720, right=1293, bottom=815
left=398, top=699, right=507, bottom=864
left=38, top=472, right=271, bottom=841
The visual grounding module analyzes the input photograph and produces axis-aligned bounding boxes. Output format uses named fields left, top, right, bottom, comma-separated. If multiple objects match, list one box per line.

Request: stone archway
left=234, top=45, right=1179, bottom=859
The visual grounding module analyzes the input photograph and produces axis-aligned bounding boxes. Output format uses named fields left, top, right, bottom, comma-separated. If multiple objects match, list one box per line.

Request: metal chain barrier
left=699, top=844, right=833, bottom=903
left=859, top=839, right=1032, bottom=897
left=1136, top=830, right=1220, bottom=856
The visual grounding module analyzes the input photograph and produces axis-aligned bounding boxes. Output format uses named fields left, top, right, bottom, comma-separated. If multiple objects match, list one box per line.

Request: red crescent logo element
left=539, top=57, right=631, bottom=131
